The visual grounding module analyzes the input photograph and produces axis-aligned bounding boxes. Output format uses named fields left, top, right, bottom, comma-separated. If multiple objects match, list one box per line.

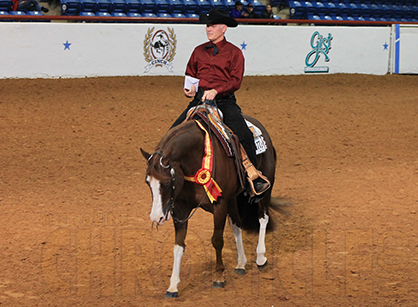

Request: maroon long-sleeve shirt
left=185, top=38, right=245, bottom=97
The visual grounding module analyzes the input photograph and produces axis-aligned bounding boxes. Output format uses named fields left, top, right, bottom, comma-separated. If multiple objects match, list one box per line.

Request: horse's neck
left=161, top=122, right=204, bottom=166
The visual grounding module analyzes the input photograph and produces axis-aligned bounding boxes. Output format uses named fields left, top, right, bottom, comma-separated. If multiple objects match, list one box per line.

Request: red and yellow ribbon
left=184, top=121, right=222, bottom=203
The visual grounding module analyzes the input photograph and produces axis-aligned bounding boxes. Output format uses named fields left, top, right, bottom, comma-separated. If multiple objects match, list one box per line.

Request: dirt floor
left=1, top=74, right=418, bottom=306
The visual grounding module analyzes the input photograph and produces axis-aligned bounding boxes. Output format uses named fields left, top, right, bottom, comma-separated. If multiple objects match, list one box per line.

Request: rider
left=170, top=9, right=270, bottom=197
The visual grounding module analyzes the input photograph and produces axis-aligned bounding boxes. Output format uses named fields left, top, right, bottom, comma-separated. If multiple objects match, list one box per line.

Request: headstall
left=148, top=151, right=176, bottom=221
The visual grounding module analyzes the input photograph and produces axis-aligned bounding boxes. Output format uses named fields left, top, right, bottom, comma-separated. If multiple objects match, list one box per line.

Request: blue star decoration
left=241, top=41, right=247, bottom=50
left=383, top=42, right=388, bottom=50
left=63, top=40, right=71, bottom=51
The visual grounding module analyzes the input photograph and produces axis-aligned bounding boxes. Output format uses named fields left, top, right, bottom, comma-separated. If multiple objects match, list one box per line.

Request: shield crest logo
left=144, top=27, right=177, bottom=73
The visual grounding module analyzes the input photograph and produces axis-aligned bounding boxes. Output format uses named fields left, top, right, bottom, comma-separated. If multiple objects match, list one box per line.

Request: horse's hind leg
left=212, top=202, right=228, bottom=288
left=256, top=212, right=269, bottom=269
left=229, top=218, right=247, bottom=275
left=166, top=222, right=188, bottom=298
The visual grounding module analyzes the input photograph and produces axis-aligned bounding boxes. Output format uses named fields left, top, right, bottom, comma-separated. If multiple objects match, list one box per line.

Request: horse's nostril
left=159, top=216, right=164, bottom=224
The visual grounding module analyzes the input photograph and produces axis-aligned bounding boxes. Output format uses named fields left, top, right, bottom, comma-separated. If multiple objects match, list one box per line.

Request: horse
left=140, top=110, right=277, bottom=298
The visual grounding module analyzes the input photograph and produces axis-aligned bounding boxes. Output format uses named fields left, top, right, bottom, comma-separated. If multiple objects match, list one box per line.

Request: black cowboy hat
left=199, top=9, right=238, bottom=27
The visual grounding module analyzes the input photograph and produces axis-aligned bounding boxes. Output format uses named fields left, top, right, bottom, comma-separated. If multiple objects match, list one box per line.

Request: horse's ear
left=140, top=148, right=151, bottom=161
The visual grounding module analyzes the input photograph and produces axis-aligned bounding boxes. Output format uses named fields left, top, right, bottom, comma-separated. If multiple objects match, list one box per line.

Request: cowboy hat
left=199, top=9, right=238, bottom=27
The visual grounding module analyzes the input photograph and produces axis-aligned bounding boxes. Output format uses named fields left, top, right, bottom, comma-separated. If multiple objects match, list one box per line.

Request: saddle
left=185, top=104, right=270, bottom=197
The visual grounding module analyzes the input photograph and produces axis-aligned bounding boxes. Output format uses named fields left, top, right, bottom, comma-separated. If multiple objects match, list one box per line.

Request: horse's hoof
left=257, top=260, right=269, bottom=271
left=234, top=268, right=246, bottom=275
left=212, top=281, right=225, bottom=288
left=165, top=291, right=178, bottom=298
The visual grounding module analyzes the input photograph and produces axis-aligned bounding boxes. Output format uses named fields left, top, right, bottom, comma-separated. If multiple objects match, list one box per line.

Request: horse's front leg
left=256, top=212, right=269, bottom=269
left=212, top=201, right=228, bottom=288
left=166, top=221, right=188, bottom=298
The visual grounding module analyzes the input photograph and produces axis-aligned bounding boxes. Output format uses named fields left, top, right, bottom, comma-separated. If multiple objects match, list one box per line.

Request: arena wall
left=390, top=24, right=418, bottom=74
left=0, top=22, right=414, bottom=78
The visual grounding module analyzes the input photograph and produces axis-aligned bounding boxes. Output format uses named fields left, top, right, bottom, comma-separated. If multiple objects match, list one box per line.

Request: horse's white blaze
left=147, top=175, right=166, bottom=225
left=256, top=213, right=269, bottom=266
left=167, top=244, right=184, bottom=293
left=229, top=218, right=247, bottom=270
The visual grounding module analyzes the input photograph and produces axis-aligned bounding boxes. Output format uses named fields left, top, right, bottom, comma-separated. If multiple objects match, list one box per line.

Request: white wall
left=0, top=22, right=394, bottom=78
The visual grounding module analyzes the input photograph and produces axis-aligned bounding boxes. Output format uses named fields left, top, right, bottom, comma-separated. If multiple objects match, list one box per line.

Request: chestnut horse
left=140, top=112, right=277, bottom=298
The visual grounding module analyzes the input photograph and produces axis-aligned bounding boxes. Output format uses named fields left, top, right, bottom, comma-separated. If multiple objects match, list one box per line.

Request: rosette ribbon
left=184, top=121, right=222, bottom=203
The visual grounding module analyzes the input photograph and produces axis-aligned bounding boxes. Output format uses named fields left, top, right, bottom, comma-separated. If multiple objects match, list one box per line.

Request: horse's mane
left=156, top=121, right=196, bottom=152
left=148, top=120, right=202, bottom=182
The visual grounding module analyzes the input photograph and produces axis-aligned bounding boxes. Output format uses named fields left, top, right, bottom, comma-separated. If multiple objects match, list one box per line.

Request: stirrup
left=240, top=145, right=271, bottom=197
left=246, top=172, right=270, bottom=196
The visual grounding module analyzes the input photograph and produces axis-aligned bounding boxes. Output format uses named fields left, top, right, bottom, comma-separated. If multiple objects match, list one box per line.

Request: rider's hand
left=184, top=84, right=196, bottom=98
left=202, top=89, right=218, bottom=102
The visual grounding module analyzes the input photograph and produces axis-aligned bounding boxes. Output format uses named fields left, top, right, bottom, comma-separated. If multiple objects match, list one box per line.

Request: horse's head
left=141, top=148, right=184, bottom=226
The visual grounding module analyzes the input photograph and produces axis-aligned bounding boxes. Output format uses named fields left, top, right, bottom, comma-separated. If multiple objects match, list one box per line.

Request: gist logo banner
left=305, top=31, right=333, bottom=73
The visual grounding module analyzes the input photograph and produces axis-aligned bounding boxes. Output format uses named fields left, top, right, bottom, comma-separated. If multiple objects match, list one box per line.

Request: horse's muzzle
left=150, top=210, right=171, bottom=226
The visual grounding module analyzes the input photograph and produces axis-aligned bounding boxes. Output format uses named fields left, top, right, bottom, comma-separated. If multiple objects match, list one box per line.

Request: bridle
left=148, top=151, right=202, bottom=224
left=147, top=151, right=175, bottom=221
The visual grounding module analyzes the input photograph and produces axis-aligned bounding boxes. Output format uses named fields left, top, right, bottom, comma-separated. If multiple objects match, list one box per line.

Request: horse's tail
left=269, top=197, right=293, bottom=217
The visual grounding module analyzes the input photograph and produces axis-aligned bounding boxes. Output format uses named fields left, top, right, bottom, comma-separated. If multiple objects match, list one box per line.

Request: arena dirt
left=0, top=74, right=417, bottom=306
